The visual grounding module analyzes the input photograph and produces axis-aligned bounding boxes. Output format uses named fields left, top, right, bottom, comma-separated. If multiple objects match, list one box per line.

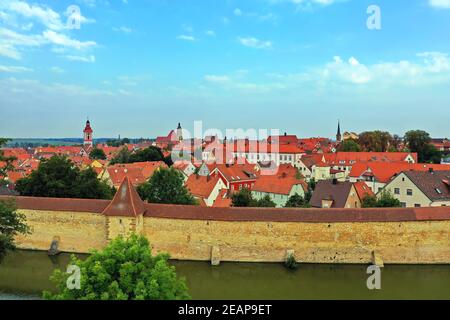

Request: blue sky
left=0, top=0, right=449, bottom=139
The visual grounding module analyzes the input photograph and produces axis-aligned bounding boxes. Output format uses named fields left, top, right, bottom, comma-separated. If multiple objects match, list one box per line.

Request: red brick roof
left=185, top=175, right=221, bottom=198
left=350, top=162, right=450, bottom=183
left=253, top=175, right=307, bottom=195
left=102, top=176, right=146, bottom=217
left=353, top=181, right=375, bottom=200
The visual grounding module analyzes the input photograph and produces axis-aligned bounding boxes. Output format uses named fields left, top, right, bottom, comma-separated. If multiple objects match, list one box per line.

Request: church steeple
left=177, top=122, right=183, bottom=141
left=336, top=120, right=342, bottom=142
left=83, top=119, right=93, bottom=148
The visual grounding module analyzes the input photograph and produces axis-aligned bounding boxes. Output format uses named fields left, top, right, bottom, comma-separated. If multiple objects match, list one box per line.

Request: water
left=0, top=250, right=449, bottom=300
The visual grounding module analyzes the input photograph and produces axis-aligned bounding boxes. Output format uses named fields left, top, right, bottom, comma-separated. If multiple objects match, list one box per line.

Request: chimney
left=207, top=175, right=211, bottom=182
left=429, top=167, right=434, bottom=174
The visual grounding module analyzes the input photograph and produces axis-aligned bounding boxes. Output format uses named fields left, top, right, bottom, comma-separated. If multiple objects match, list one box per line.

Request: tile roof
left=185, top=175, right=221, bottom=198
left=102, top=176, right=146, bottom=217
left=350, top=162, right=450, bottom=183
left=403, top=170, right=450, bottom=201
left=353, top=181, right=375, bottom=200
left=310, top=180, right=353, bottom=208
left=252, top=175, right=307, bottom=195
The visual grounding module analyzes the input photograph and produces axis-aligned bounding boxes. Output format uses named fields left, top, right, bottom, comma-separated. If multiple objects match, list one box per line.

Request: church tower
left=336, top=120, right=342, bottom=142
left=177, top=122, right=183, bottom=141
left=83, top=119, right=93, bottom=148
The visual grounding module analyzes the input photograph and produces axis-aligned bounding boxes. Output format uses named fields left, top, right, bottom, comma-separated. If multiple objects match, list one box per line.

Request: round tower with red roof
left=83, top=119, right=93, bottom=148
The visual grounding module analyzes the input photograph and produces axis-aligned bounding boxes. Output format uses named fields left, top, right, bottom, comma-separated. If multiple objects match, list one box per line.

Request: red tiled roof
left=253, top=175, right=307, bottom=195
left=324, top=152, right=417, bottom=166
left=350, top=162, right=450, bottom=183
left=353, top=181, right=375, bottom=200
left=212, top=190, right=232, bottom=207
left=185, top=175, right=221, bottom=198
left=102, top=176, right=146, bottom=217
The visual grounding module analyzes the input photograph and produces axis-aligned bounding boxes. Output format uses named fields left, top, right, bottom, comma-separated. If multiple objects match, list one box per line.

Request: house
left=353, top=181, right=375, bottom=202
left=442, top=156, right=450, bottom=165
left=381, top=170, right=450, bottom=207
left=349, top=162, right=450, bottom=193
left=212, top=163, right=258, bottom=193
left=212, top=189, right=232, bottom=207
left=431, top=138, right=450, bottom=153
left=185, top=174, right=226, bottom=207
left=310, top=180, right=361, bottom=208
left=252, top=173, right=307, bottom=208
left=103, top=161, right=167, bottom=188
left=172, top=161, right=196, bottom=181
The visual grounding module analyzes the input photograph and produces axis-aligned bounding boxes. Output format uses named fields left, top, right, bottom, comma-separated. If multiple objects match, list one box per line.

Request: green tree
left=362, top=190, right=402, bottom=208
left=405, top=130, right=442, bottom=163
left=0, top=200, right=30, bottom=259
left=0, top=138, right=16, bottom=184
left=358, top=131, right=393, bottom=152
left=256, top=195, right=276, bottom=208
left=338, top=139, right=361, bottom=152
left=89, top=148, right=107, bottom=160
left=43, top=234, right=190, bottom=300
left=15, top=156, right=114, bottom=199
left=110, top=147, right=132, bottom=165
left=137, top=167, right=197, bottom=205
left=231, top=188, right=255, bottom=207
left=285, top=193, right=311, bottom=208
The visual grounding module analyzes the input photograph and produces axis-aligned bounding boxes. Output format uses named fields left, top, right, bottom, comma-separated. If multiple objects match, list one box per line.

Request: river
left=0, top=250, right=449, bottom=300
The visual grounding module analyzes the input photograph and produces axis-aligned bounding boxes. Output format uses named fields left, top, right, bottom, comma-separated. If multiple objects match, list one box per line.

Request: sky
left=0, top=0, right=449, bottom=139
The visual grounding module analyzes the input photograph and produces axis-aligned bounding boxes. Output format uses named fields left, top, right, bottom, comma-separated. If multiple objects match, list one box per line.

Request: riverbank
left=1, top=250, right=449, bottom=300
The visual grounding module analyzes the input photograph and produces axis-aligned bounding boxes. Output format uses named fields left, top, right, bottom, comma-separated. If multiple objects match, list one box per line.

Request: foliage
left=110, top=146, right=170, bottom=166
left=285, top=193, right=310, bottom=208
left=15, top=156, right=114, bottom=199
left=284, top=253, right=298, bottom=270
left=43, top=235, right=190, bottom=300
left=137, top=167, right=197, bottom=205
left=0, top=138, right=16, bottom=181
left=231, top=189, right=276, bottom=208
left=89, top=148, right=107, bottom=160
left=0, top=200, right=30, bottom=259
left=106, top=138, right=131, bottom=147
left=338, top=139, right=361, bottom=152
left=362, top=190, right=402, bottom=208
left=404, top=130, right=442, bottom=163
left=358, top=131, right=393, bottom=152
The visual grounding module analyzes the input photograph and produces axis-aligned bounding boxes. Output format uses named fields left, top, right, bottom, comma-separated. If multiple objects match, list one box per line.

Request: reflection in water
left=0, top=250, right=449, bottom=300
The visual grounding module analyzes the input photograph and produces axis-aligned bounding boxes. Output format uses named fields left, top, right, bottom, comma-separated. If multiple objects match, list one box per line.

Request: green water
left=0, top=250, right=449, bottom=300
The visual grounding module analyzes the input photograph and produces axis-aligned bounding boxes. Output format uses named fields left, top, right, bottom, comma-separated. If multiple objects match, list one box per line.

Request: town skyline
left=1, top=0, right=450, bottom=138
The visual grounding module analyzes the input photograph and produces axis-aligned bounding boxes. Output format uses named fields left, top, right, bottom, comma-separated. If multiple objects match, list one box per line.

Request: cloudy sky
left=0, top=0, right=449, bottom=139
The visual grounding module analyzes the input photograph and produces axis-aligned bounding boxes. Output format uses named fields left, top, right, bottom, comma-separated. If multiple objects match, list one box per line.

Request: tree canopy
left=0, top=138, right=15, bottom=183
left=362, top=190, right=402, bottom=208
left=285, top=193, right=311, bottom=208
left=89, top=147, right=107, bottom=160
left=110, top=146, right=168, bottom=166
left=137, top=167, right=197, bottom=205
left=231, top=189, right=276, bottom=208
left=0, top=200, right=29, bottom=259
left=358, top=131, right=393, bottom=152
left=338, top=139, right=361, bottom=152
left=43, top=235, right=190, bottom=300
left=15, top=156, right=114, bottom=199
left=404, top=130, right=441, bottom=163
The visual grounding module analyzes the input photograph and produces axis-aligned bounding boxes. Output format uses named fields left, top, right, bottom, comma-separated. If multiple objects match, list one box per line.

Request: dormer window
left=435, top=188, right=442, bottom=194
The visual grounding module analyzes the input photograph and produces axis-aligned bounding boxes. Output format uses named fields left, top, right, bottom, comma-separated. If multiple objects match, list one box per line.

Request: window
left=414, top=204, right=421, bottom=207
left=400, top=202, right=406, bottom=208
left=394, top=188, right=400, bottom=195
left=407, top=189, right=413, bottom=196
left=435, top=188, right=442, bottom=194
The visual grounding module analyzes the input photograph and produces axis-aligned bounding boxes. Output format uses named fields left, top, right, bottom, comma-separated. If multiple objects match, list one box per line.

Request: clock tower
left=83, top=119, right=93, bottom=148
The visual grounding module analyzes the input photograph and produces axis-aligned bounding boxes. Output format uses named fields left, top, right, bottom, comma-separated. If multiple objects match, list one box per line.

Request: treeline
left=338, top=130, right=444, bottom=163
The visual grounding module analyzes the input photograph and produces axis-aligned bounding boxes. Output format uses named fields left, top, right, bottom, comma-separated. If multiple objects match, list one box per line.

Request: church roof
left=102, top=176, right=146, bottom=217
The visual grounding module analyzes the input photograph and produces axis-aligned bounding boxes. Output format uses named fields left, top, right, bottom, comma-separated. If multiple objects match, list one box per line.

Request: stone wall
left=11, top=207, right=450, bottom=264
left=143, top=217, right=450, bottom=264
left=15, top=209, right=107, bottom=254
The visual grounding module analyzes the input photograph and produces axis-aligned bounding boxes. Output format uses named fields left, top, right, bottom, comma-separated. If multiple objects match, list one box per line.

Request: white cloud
left=429, top=0, right=450, bottom=9
left=177, top=35, right=196, bottom=41
left=234, top=8, right=242, bottom=16
left=238, top=37, right=273, bottom=49
left=204, top=75, right=231, bottom=83
left=43, top=30, right=96, bottom=50
left=113, top=26, right=133, bottom=34
left=0, top=65, right=33, bottom=72
left=50, top=66, right=65, bottom=73
left=65, top=54, right=96, bottom=63
left=205, top=30, right=216, bottom=37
